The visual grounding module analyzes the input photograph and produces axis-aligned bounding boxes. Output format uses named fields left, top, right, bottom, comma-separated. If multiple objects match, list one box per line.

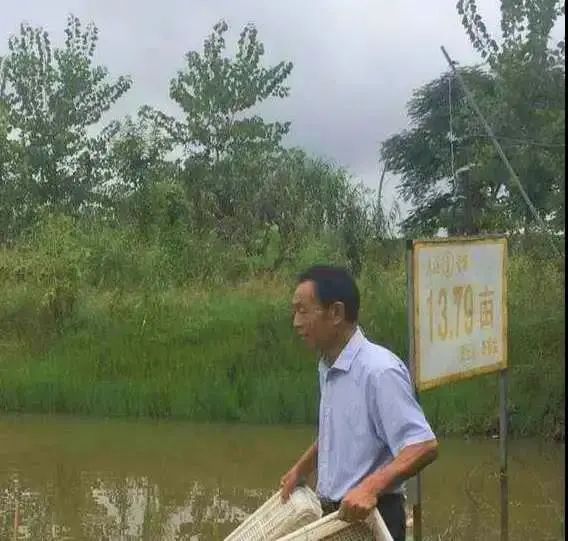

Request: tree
left=381, top=1, right=565, bottom=236
left=0, top=15, right=131, bottom=233
left=457, top=0, right=564, bottom=66
left=369, top=165, right=401, bottom=241
left=0, top=101, right=22, bottom=243
left=106, top=113, right=185, bottom=237
left=381, top=68, right=508, bottom=235
left=253, top=149, right=372, bottom=269
left=142, top=20, right=293, bottom=239
left=456, top=0, right=565, bottom=231
left=147, top=20, right=293, bottom=164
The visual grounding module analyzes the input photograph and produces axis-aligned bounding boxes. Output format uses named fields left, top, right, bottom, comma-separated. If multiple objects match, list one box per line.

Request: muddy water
left=0, top=415, right=563, bottom=540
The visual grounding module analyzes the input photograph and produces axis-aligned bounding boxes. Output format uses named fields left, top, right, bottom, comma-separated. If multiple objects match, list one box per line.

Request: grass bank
left=0, top=222, right=564, bottom=439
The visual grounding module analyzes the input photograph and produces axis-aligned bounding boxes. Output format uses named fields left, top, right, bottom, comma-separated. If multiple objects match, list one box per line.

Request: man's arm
left=339, top=439, right=438, bottom=521
left=341, top=364, right=438, bottom=522
left=280, top=441, right=318, bottom=501
left=364, top=439, right=438, bottom=494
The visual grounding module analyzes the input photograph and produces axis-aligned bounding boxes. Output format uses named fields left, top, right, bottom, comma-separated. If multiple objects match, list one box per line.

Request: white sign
left=412, top=237, right=507, bottom=391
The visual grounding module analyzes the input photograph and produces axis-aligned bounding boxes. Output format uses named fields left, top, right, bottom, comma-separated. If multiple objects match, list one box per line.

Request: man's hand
left=280, top=466, right=301, bottom=502
left=279, top=441, right=318, bottom=502
left=338, top=482, right=378, bottom=523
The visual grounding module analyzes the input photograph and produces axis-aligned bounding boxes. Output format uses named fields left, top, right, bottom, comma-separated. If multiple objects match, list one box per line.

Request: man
left=280, top=265, right=438, bottom=541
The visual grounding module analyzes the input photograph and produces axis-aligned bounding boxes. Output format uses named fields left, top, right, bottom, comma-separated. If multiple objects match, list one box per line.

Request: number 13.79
left=426, top=285, right=473, bottom=341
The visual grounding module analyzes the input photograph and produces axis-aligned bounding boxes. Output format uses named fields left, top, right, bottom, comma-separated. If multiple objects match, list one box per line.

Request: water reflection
left=0, top=415, right=564, bottom=540
left=3, top=475, right=259, bottom=540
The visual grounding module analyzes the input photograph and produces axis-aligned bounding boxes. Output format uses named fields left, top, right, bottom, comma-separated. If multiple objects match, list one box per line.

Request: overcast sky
left=1, top=1, right=507, bottom=214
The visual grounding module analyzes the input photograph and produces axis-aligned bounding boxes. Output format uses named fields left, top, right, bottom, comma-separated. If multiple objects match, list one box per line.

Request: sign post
left=499, top=369, right=508, bottom=541
left=405, top=242, right=422, bottom=540
left=407, top=236, right=508, bottom=541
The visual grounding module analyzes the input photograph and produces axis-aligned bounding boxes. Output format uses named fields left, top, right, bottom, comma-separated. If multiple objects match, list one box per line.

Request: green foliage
left=0, top=231, right=563, bottom=439
left=147, top=19, right=292, bottom=164
left=106, top=114, right=182, bottom=238
left=0, top=16, right=390, bottom=278
left=0, top=12, right=562, bottom=439
left=11, top=214, right=87, bottom=331
left=140, top=19, right=296, bottom=247
left=457, top=0, right=565, bottom=65
left=381, top=68, right=506, bottom=236
left=382, top=1, right=565, bottom=236
left=0, top=15, right=131, bottom=237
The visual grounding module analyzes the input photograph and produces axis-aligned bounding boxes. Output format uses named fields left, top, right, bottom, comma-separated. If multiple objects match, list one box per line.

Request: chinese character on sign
left=456, top=254, right=470, bottom=273
left=482, top=337, right=499, bottom=356
left=427, top=252, right=455, bottom=277
left=479, top=286, right=495, bottom=329
left=460, top=343, right=475, bottom=363
left=427, top=257, right=438, bottom=276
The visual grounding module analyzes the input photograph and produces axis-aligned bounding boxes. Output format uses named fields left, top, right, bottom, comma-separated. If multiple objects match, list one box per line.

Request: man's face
left=292, top=280, right=336, bottom=352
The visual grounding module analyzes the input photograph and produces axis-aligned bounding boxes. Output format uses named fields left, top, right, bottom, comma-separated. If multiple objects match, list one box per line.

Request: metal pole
left=406, top=241, right=422, bottom=541
left=440, top=45, right=562, bottom=258
left=499, top=369, right=509, bottom=541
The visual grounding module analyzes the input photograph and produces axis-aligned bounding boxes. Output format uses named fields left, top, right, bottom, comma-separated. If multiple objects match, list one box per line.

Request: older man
left=280, top=265, right=438, bottom=541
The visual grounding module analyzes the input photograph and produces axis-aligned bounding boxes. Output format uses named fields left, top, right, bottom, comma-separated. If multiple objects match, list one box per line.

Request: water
left=0, top=415, right=564, bottom=540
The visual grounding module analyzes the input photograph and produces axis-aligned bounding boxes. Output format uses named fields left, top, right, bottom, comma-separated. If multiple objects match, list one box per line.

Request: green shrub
left=0, top=222, right=564, bottom=438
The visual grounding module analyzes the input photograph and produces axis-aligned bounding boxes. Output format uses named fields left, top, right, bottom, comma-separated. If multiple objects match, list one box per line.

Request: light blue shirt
left=316, top=327, right=435, bottom=501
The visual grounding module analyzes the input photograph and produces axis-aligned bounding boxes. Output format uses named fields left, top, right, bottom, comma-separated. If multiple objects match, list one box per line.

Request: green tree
left=381, top=68, right=507, bottom=235
left=106, top=113, right=185, bottom=238
left=254, top=149, right=373, bottom=271
left=382, top=1, right=565, bottom=236
left=456, top=0, right=565, bottom=231
left=0, top=102, right=17, bottom=242
left=457, top=0, right=564, bottom=66
left=148, top=20, right=293, bottom=164
left=369, top=164, right=401, bottom=241
left=0, top=15, right=131, bottom=233
left=143, top=20, right=293, bottom=238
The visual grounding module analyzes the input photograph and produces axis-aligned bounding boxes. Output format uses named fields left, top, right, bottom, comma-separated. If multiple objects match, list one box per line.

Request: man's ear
left=331, top=301, right=346, bottom=325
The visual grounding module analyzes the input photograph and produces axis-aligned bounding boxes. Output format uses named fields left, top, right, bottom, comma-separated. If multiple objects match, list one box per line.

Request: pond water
left=0, top=415, right=564, bottom=540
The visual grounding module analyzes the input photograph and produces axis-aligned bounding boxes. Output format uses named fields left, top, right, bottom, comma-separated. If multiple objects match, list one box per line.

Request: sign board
left=412, top=237, right=507, bottom=391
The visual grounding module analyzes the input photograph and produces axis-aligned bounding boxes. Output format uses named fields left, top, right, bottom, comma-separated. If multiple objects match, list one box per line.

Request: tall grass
left=0, top=218, right=564, bottom=438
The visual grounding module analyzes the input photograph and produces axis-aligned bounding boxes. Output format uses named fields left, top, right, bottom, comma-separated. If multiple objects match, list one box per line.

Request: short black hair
left=298, top=265, right=360, bottom=323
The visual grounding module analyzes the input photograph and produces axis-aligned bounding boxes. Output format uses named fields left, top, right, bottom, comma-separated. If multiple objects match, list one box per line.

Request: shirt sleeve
left=369, top=364, right=436, bottom=456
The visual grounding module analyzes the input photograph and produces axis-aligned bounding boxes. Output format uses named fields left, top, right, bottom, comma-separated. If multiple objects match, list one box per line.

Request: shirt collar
left=320, top=326, right=365, bottom=373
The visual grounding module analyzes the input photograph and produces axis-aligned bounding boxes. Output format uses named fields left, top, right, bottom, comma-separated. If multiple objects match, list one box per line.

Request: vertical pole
left=406, top=240, right=422, bottom=541
left=499, top=369, right=509, bottom=541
